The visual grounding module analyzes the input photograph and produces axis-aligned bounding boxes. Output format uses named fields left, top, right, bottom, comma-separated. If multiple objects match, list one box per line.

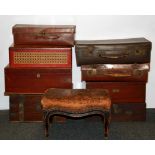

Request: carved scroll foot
left=103, top=112, right=111, bottom=138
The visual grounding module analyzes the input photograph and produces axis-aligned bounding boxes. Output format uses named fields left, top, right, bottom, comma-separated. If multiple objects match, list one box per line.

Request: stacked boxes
left=75, top=38, right=152, bottom=121
left=4, top=24, right=76, bottom=121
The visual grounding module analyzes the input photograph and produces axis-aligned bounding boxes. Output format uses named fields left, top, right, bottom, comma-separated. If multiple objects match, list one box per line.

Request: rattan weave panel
left=14, top=52, right=68, bottom=64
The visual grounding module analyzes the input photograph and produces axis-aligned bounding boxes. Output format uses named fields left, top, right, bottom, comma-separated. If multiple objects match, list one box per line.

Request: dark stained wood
left=86, top=82, right=146, bottom=121
left=111, top=103, right=146, bottom=121
left=5, top=66, right=72, bottom=94
left=9, top=95, right=42, bottom=121
left=41, top=88, right=111, bottom=138
left=9, top=94, right=66, bottom=122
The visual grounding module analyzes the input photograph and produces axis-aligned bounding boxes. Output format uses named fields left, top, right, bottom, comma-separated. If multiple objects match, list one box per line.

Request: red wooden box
left=5, top=65, right=72, bottom=94
left=86, top=82, right=146, bottom=103
left=9, top=45, right=72, bottom=68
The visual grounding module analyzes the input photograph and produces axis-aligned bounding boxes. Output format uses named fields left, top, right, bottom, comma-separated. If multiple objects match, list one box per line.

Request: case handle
left=97, top=51, right=129, bottom=59
left=35, top=32, right=60, bottom=40
left=103, top=73, right=132, bottom=77
left=87, top=70, right=132, bottom=77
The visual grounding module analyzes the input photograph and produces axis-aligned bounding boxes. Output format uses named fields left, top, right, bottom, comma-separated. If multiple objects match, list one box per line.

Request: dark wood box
left=82, top=63, right=149, bottom=82
left=5, top=66, right=72, bottom=94
left=111, top=103, right=146, bottom=121
left=13, top=24, right=76, bottom=46
left=9, top=94, right=42, bottom=121
left=75, top=38, right=152, bottom=66
left=86, top=82, right=146, bottom=121
left=9, top=94, right=66, bottom=122
left=9, top=45, right=72, bottom=68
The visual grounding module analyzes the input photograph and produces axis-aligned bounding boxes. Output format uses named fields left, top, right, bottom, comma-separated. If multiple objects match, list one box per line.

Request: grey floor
left=0, top=110, right=155, bottom=140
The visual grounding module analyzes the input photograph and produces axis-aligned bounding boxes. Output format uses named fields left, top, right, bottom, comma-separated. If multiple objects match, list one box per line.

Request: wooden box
left=9, top=45, right=72, bottom=68
left=9, top=94, right=42, bottom=121
left=86, top=82, right=146, bottom=103
left=111, top=103, right=146, bottom=121
left=86, top=82, right=146, bottom=121
left=5, top=66, right=72, bottom=94
left=9, top=94, right=66, bottom=122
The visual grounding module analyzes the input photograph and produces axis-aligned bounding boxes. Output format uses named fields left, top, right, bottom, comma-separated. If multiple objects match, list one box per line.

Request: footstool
left=41, top=88, right=111, bottom=138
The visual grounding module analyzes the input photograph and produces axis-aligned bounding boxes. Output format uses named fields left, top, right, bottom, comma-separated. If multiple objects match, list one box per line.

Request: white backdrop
left=0, top=15, right=155, bottom=109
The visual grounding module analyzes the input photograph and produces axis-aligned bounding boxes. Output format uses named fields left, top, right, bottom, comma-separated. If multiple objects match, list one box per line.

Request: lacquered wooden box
left=9, top=45, right=72, bottom=68
left=86, top=82, right=146, bottom=121
left=5, top=65, right=72, bottom=94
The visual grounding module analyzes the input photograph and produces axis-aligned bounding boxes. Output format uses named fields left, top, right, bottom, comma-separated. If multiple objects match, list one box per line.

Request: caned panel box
left=5, top=66, right=72, bottom=94
left=9, top=45, right=72, bottom=68
left=13, top=24, right=76, bottom=46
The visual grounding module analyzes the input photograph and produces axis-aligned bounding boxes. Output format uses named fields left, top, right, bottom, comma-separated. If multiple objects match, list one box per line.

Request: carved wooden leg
left=103, top=111, right=111, bottom=138
left=43, top=111, right=49, bottom=137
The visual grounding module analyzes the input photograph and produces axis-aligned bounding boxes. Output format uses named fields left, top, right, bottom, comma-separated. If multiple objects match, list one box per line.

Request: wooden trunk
left=9, top=94, right=42, bottom=121
left=5, top=66, right=72, bottom=94
left=9, top=94, right=66, bottom=122
left=86, top=82, right=146, bottom=121
left=112, top=103, right=146, bottom=121
left=86, top=82, right=146, bottom=103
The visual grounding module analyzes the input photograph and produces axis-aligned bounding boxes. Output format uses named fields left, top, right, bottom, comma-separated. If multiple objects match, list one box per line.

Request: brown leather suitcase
left=9, top=45, right=72, bottom=68
left=75, top=38, right=151, bottom=66
left=5, top=65, right=72, bottom=94
left=13, top=24, right=76, bottom=46
left=81, top=63, right=149, bottom=82
left=86, top=82, right=146, bottom=103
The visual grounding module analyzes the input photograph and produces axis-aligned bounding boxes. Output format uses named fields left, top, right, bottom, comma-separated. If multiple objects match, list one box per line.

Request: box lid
left=13, top=24, right=76, bottom=34
left=76, top=38, right=151, bottom=45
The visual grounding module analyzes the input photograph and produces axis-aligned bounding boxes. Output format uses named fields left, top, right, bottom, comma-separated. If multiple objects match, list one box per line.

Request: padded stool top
left=41, top=89, right=111, bottom=112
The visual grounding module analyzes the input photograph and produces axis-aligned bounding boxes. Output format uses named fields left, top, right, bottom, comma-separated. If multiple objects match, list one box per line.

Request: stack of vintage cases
left=4, top=24, right=76, bottom=121
left=75, top=38, right=152, bottom=121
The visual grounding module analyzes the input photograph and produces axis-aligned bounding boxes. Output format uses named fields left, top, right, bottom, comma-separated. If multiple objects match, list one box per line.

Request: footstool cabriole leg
left=43, top=110, right=50, bottom=137
left=103, top=111, right=111, bottom=138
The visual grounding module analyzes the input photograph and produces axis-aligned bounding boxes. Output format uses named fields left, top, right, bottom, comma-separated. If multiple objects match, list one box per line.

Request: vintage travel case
left=75, top=38, right=151, bottom=66
left=81, top=63, right=150, bottom=82
left=5, top=66, right=72, bottom=94
left=9, top=45, right=72, bottom=68
left=13, top=24, right=76, bottom=46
